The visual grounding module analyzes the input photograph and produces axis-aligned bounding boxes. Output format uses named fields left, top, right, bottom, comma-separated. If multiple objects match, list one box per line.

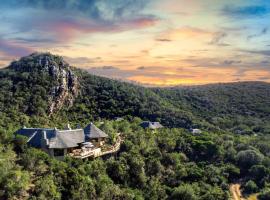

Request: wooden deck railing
left=69, top=136, right=122, bottom=159
left=98, top=137, right=122, bottom=157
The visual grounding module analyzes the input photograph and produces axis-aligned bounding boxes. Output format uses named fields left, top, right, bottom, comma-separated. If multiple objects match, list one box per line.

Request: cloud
left=1, top=0, right=158, bottom=45
left=160, top=26, right=213, bottom=41
left=222, top=5, right=269, bottom=18
left=12, top=37, right=58, bottom=44
left=92, top=66, right=119, bottom=70
left=233, top=68, right=247, bottom=77
left=242, top=49, right=270, bottom=56
left=63, top=56, right=102, bottom=65
left=0, top=38, right=33, bottom=57
left=88, top=65, right=196, bottom=82
left=22, top=13, right=157, bottom=43
left=261, top=60, right=270, bottom=64
left=137, top=66, right=146, bottom=70
left=223, top=60, right=242, bottom=66
left=1, top=0, right=150, bottom=20
left=247, top=27, right=268, bottom=40
left=155, top=38, right=172, bottom=42
left=258, top=76, right=270, bottom=81
left=209, top=32, right=230, bottom=46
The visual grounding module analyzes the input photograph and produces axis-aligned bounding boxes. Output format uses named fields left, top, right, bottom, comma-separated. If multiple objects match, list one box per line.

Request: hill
left=154, top=82, right=270, bottom=134
left=1, top=53, right=270, bottom=199
left=1, top=53, right=270, bottom=135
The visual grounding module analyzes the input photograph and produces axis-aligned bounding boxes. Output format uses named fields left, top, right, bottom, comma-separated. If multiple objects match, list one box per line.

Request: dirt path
left=230, top=184, right=246, bottom=200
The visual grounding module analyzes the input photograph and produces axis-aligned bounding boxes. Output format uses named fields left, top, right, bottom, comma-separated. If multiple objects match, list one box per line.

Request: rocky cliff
left=9, top=52, right=79, bottom=115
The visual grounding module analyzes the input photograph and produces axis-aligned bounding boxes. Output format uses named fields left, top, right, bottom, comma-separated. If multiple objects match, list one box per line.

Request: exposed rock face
left=10, top=52, right=79, bottom=115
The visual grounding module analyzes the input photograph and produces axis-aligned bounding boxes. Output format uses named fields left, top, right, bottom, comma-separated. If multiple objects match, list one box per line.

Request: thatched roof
left=16, top=122, right=108, bottom=149
left=84, top=123, right=108, bottom=139
left=16, top=128, right=84, bottom=149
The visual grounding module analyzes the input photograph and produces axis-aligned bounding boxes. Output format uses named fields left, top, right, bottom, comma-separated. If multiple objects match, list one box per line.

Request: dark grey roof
left=84, top=123, right=108, bottom=139
left=48, top=129, right=84, bottom=149
left=16, top=128, right=55, bottom=148
left=16, top=128, right=84, bottom=149
left=140, top=121, right=163, bottom=129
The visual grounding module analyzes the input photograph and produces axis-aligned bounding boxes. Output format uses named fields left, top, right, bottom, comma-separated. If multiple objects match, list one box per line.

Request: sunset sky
left=0, top=0, right=270, bottom=86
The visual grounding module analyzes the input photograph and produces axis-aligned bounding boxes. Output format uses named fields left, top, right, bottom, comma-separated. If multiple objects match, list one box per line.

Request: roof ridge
left=27, top=131, right=38, bottom=142
left=57, top=128, right=83, bottom=132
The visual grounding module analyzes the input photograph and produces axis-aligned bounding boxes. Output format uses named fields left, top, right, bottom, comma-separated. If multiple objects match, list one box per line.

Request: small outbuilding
left=140, top=121, right=163, bottom=129
left=190, top=128, right=202, bottom=134
left=114, top=117, right=124, bottom=121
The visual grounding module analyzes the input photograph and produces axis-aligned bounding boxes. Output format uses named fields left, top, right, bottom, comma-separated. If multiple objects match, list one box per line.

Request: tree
left=236, top=150, right=264, bottom=169
left=258, top=188, right=270, bottom=200
left=106, top=159, right=128, bottom=184
left=33, top=175, right=61, bottom=199
left=169, top=184, right=198, bottom=200
left=223, top=164, right=240, bottom=182
left=249, top=165, right=268, bottom=184
left=243, top=180, right=258, bottom=194
left=5, top=170, right=30, bottom=199
left=13, top=135, right=28, bottom=153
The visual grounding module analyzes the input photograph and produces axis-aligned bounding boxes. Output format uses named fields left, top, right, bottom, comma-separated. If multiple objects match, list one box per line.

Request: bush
left=169, top=184, right=197, bottom=200
left=258, top=188, right=270, bottom=200
left=236, top=150, right=264, bottom=169
left=243, top=180, right=258, bottom=194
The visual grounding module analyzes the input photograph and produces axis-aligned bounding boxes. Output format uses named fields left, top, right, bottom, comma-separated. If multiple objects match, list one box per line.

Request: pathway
left=230, top=184, right=246, bottom=200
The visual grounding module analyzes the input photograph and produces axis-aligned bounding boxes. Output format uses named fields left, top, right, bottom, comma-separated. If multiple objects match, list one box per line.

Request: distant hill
left=154, top=82, right=270, bottom=134
left=1, top=53, right=270, bottom=134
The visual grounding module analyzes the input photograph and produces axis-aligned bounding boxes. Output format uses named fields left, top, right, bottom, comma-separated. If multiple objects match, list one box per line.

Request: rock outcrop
left=10, top=52, right=79, bottom=115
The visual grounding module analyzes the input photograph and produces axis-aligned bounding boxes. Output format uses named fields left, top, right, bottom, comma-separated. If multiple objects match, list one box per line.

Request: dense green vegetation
left=1, top=53, right=270, bottom=133
left=1, top=53, right=270, bottom=199
left=154, top=83, right=270, bottom=135
left=1, top=119, right=270, bottom=199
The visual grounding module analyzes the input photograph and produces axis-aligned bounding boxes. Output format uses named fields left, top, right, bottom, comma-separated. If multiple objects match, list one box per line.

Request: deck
left=69, top=136, right=122, bottom=159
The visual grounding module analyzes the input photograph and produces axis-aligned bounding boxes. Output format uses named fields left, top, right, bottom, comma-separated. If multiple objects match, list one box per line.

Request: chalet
left=16, top=123, right=109, bottom=159
left=140, top=121, right=163, bottom=129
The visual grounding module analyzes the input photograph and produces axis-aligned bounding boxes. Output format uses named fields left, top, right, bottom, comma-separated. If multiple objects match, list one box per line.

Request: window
left=54, top=149, right=64, bottom=156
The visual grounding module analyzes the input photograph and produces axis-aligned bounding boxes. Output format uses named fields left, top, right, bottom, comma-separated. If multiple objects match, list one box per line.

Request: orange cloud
left=159, top=26, right=213, bottom=41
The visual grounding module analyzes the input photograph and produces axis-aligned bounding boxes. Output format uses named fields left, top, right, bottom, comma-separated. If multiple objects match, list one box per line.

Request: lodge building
left=16, top=122, right=111, bottom=159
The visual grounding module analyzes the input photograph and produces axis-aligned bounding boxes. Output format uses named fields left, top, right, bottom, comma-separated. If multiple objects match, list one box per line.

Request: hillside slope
left=154, top=82, right=270, bottom=134
left=1, top=53, right=270, bottom=199
left=0, top=53, right=197, bottom=130
left=1, top=53, right=270, bottom=135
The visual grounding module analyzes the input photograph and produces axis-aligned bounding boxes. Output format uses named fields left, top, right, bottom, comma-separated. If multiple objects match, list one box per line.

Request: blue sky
left=0, top=0, right=269, bottom=85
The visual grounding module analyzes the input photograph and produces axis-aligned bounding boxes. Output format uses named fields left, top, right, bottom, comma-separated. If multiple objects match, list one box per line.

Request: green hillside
left=1, top=53, right=270, bottom=134
left=1, top=53, right=270, bottom=199
left=154, top=82, right=270, bottom=134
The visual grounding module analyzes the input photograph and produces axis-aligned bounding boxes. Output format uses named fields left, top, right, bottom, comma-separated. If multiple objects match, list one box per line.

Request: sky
left=0, top=0, right=270, bottom=86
